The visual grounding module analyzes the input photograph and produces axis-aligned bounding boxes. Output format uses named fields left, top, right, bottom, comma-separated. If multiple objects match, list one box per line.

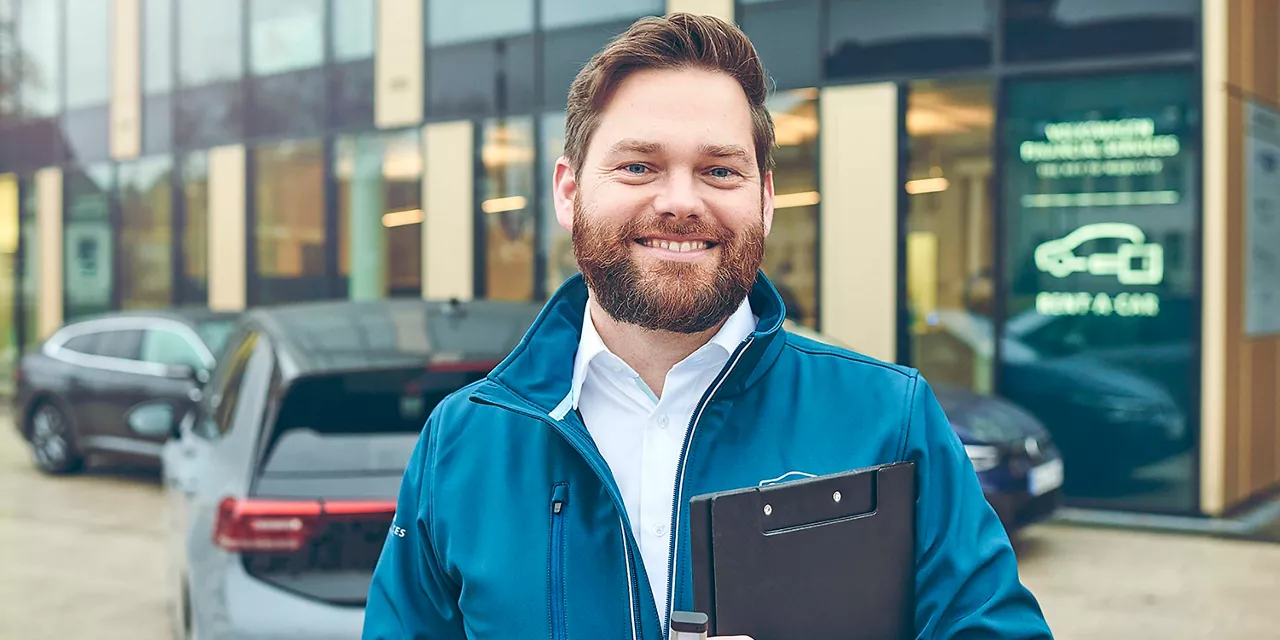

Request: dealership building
left=0, top=0, right=1277, bottom=519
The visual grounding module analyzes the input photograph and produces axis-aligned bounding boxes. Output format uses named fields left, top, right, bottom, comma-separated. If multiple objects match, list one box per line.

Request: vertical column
left=666, top=0, right=734, bottom=21
left=349, top=136, right=387, bottom=300
left=819, top=83, right=899, bottom=363
left=110, top=0, right=142, bottom=160
left=208, top=145, right=247, bottom=311
left=36, top=169, right=63, bottom=337
left=1199, top=0, right=1228, bottom=515
left=376, top=0, right=425, bottom=129
left=422, top=121, right=474, bottom=301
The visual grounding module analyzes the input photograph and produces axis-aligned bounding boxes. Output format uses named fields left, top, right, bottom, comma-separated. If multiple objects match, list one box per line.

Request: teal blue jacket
left=364, top=273, right=1053, bottom=639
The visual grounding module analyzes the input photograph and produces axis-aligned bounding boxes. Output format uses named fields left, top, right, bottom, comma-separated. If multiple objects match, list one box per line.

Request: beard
left=572, top=196, right=766, bottom=334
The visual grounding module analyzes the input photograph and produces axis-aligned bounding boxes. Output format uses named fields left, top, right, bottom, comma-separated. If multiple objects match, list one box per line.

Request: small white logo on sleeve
left=390, top=524, right=407, bottom=538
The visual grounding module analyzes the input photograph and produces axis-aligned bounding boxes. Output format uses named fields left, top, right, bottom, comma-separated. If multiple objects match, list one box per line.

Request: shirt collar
left=568, top=297, right=757, bottom=410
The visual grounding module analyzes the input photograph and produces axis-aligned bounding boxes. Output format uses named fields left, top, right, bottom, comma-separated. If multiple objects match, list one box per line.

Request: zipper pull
left=553, top=500, right=563, bottom=514
left=551, top=483, right=570, bottom=515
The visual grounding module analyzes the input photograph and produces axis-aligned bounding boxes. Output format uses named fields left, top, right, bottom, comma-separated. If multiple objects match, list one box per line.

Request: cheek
left=581, top=184, right=649, bottom=222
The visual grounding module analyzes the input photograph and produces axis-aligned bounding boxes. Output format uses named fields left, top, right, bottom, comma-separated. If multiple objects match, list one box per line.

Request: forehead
left=588, top=67, right=756, bottom=159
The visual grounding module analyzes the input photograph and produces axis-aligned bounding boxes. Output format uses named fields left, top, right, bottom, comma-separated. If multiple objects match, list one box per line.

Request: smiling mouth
left=635, top=238, right=717, bottom=252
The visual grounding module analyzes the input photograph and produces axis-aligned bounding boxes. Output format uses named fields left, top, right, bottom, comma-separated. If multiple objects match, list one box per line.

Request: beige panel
left=35, top=168, right=63, bottom=337
left=1201, top=0, right=1228, bottom=515
left=666, top=0, right=733, bottom=20
left=819, top=83, right=898, bottom=362
left=110, top=0, right=141, bottom=160
left=422, top=121, right=474, bottom=301
left=376, top=0, right=424, bottom=129
left=208, top=145, right=246, bottom=311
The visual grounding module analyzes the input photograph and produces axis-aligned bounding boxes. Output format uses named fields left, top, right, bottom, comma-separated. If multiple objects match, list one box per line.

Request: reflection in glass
left=480, top=117, right=536, bottom=301
left=333, top=0, right=375, bottom=62
left=428, top=0, right=533, bottom=46
left=1000, top=71, right=1198, bottom=513
left=763, top=88, right=820, bottom=329
left=540, top=0, right=660, bottom=30
left=1003, top=0, right=1197, bottom=63
left=179, top=152, right=209, bottom=304
left=335, top=130, right=423, bottom=299
left=64, top=163, right=115, bottom=320
left=739, top=0, right=821, bottom=91
left=429, top=36, right=535, bottom=118
left=18, top=0, right=60, bottom=117
left=249, top=0, right=324, bottom=76
left=18, top=177, right=38, bottom=350
left=826, top=0, right=991, bottom=80
left=142, top=0, right=174, bottom=151
left=179, top=0, right=243, bottom=85
left=65, top=0, right=110, bottom=109
left=539, top=112, right=574, bottom=295
left=118, top=156, right=173, bottom=309
left=253, top=139, right=326, bottom=304
left=905, top=79, right=995, bottom=395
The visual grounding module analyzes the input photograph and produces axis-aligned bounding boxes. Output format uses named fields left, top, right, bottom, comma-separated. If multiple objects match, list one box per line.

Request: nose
left=652, top=171, right=706, bottom=220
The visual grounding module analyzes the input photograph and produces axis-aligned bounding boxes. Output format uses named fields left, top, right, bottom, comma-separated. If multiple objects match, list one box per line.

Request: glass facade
left=0, top=0, right=1209, bottom=515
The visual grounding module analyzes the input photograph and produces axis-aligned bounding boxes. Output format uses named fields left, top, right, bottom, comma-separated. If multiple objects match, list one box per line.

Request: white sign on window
left=1245, top=100, right=1280, bottom=336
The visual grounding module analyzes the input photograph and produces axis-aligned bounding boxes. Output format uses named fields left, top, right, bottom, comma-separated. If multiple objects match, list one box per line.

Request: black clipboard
left=689, top=461, right=917, bottom=640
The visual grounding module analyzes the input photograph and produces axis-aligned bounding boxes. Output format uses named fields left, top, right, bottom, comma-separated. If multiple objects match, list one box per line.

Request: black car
left=13, top=308, right=240, bottom=474
left=158, top=297, right=543, bottom=638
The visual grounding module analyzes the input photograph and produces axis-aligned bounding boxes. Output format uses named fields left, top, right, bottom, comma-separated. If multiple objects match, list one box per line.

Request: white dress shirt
left=567, top=297, right=757, bottom=624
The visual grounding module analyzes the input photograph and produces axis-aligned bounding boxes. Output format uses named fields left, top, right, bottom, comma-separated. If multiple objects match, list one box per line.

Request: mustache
left=617, top=216, right=736, bottom=243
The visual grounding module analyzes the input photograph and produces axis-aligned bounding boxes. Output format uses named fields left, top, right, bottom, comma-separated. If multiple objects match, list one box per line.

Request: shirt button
left=657, top=415, right=669, bottom=428
left=652, top=522, right=667, bottom=536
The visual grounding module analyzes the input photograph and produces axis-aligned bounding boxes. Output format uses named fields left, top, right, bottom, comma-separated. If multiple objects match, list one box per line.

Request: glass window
left=142, top=328, right=204, bottom=368
left=142, top=0, right=174, bottom=152
left=429, top=36, right=536, bottom=118
left=18, top=0, right=60, bottom=117
left=118, top=156, right=174, bottom=309
left=18, top=177, right=38, bottom=350
left=204, top=331, right=259, bottom=438
left=480, top=117, right=535, bottom=301
left=825, top=0, right=992, bottom=80
left=62, top=332, right=99, bottom=354
left=539, top=111, right=575, bottom=295
left=97, top=329, right=144, bottom=360
left=1000, top=70, right=1199, bottom=513
left=904, top=79, right=995, bottom=394
left=739, top=0, right=821, bottom=91
left=249, top=0, right=323, bottom=75
left=65, top=0, right=110, bottom=109
left=540, top=0, right=660, bottom=29
left=335, top=130, right=423, bottom=300
left=179, top=0, right=243, bottom=85
left=763, top=88, right=820, bottom=328
left=333, top=0, right=374, bottom=62
left=253, top=139, right=327, bottom=305
left=179, top=152, right=209, bottom=304
left=428, top=0, right=533, bottom=46
left=1003, top=0, right=1197, bottom=63
left=0, top=0, right=16, bottom=121
left=63, top=163, right=114, bottom=321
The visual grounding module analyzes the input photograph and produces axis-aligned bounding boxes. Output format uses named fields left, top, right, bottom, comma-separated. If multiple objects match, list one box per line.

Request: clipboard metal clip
left=757, top=470, right=818, bottom=487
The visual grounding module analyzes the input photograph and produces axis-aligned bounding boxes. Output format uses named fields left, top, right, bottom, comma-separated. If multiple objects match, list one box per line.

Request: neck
left=587, top=298, right=727, bottom=399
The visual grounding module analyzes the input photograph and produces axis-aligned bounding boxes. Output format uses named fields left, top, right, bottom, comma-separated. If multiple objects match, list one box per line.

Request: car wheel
left=28, top=402, right=85, bottom=475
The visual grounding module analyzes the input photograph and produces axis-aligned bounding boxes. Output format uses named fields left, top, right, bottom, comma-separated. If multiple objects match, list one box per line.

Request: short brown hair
left=563, top=12, right=775, bottom=178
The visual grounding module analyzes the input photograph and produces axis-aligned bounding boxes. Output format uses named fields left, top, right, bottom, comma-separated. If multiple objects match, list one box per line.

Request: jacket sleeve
left=363, top=414, right=467, bottom=640
left=907, top=376, right=1055, bottom=639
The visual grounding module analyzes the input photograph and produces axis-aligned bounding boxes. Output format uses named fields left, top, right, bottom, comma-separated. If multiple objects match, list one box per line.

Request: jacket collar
left=479, top=270, right=789, bottom=418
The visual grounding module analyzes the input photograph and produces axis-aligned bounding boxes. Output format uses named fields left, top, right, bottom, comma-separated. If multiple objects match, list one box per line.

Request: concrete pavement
left=1, top=411, right=1278, bottom=639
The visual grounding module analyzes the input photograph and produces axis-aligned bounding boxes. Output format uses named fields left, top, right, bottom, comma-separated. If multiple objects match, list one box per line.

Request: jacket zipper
left=550, top=483, right=569, bottom=640
left=661, top=337, right=755, bottom=638
left=471, top=392, right=642, bottom=640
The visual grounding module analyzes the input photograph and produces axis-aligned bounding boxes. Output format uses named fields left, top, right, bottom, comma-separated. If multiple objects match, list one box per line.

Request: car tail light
left=213, top=497, right=397, bottom=553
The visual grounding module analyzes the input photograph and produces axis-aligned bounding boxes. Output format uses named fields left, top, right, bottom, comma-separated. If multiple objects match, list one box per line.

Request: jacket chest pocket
left=550, top=483, right=570, bottom=640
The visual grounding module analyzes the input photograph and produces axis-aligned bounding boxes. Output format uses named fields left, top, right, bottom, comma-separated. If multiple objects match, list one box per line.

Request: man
left=364, top=13, right=1053, bottom=640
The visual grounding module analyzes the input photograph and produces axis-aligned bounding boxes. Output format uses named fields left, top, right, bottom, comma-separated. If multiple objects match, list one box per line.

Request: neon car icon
left=1034, top=222, right=1164, bottom=285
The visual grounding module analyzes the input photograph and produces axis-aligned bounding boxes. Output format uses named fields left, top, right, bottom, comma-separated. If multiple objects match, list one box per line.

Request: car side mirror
left=127, top=401, right=179, bottom=439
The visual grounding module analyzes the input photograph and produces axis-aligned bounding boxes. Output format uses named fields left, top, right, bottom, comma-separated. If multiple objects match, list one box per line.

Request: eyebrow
left=605, top=139, right=663, bottom=156
left=603, top=140, right=754, bottom=166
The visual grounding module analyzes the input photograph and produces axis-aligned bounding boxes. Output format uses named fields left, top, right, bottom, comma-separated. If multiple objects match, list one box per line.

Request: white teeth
left=642, top=239, right=708, bottom=252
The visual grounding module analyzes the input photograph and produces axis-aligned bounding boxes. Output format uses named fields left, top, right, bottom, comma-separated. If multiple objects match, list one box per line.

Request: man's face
left=553, top=67, right=775, bottom=334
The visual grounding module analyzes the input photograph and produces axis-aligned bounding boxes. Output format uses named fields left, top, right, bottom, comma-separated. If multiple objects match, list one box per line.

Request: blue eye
left=623, top=164, right=648, bottom=175
left=709, top=167, right=736, bottom=178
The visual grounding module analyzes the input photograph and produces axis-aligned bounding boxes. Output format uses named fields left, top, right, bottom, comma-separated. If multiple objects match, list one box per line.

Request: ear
left=553, top=155, right=578, bottom=232
left=761, top=170, right=775, bottom=236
